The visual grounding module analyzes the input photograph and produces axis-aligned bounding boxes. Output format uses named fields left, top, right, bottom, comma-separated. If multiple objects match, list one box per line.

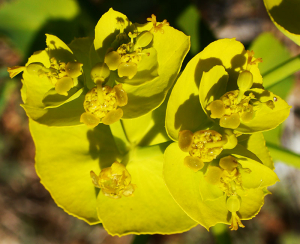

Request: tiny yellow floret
left=90, top=162, right=136, bottom=199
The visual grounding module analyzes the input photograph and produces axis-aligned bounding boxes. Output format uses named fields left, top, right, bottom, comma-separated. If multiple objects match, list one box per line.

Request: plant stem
left=267, top=142, right=300, bottom=169
left=109, top=119, right=131, bottom=155
left=263, top=55, right=300, bottom=89
left=211, top=224, right=232, bottom=244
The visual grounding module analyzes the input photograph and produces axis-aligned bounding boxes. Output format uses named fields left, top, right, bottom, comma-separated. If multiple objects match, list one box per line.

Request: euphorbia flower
left=200, top=50, right=291, bottom=133
left=17, top=8, right=196, bottom=236
left=164, top=38, right=286, bottom=230
left=7, top=34, right=87, bottom=126
left=166, top=38, right=290, bottom=140
left=30, top=119, right=197, bottom=235
left=93, top=8, right=190, bottom=119
left=164, top=133, right=279, bottom=230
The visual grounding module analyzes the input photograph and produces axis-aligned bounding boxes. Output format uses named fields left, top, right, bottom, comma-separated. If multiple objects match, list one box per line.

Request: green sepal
left=30, top=119, right=120, bottom=225
left=97, top=143, right=197, bottom=236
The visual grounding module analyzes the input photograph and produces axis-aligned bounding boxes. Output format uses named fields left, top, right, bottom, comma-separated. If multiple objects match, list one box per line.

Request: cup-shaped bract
left=165, top=38, right=290, bottom=140
left=163, top=133, right=279, bottom=230
left=30, top=119, right=196, bottom=236
left=7, top=34, right=88, bottom=126
left=94, top=8, right=190, bottom=119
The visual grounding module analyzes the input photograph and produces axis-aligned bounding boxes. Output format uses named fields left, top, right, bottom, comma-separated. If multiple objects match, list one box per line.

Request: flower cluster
left=165, top=38, right=290, bottom=230
left=7, top=9, right=290, bottom=236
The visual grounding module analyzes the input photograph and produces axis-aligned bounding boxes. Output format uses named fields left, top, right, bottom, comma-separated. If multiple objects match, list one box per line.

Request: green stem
left=263, top=55, right=300, bottom=88
left=211, top=224, right=232, bottom=244
left=109, top=120, right=131, bottom=155
left=267, top=142, right=300, bottom=169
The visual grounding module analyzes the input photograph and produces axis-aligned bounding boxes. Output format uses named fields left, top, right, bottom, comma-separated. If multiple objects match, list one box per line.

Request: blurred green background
left=1, top=0, right=300, bottom=243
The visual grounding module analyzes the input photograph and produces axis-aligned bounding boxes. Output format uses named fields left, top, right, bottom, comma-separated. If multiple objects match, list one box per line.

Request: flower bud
left=90, top=162, right=135, bottom=199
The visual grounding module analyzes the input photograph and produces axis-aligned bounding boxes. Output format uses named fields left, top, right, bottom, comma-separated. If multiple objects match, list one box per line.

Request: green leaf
left=176, top=4, right=201, bottom=55
left=237, top=88, right=291, bottom=133
left=267, top=142, right=300, bottom=169
left=249, top=32, right=295, bottom=146
left=163, top=143, right=270, bottom=229
left=30, top=119, right=120, bottom=225
left=0, top=0, right=79, bottom=56
left=264, top=0, right=300, bottom=46
left=166, top=38, right=262, bottom=141
left=97, top=144, right=197, bottom=236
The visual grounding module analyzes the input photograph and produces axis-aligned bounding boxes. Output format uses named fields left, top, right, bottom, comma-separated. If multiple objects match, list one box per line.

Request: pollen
left=90, top=162, right=136, bottom=199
